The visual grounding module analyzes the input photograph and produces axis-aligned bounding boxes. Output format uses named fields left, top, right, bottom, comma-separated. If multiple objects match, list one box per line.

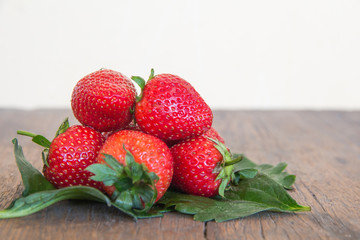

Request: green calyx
left=207, top=138, right=242, bottom=198
left=86, top=145, right=159, bottom=213
left=131, top=68, right=155, bottom=102
left=17, top=118, right=70, bottom=167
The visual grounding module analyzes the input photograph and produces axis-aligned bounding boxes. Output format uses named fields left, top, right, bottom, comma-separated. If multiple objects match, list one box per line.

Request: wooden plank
left=0, top=109, right=359, bottom=239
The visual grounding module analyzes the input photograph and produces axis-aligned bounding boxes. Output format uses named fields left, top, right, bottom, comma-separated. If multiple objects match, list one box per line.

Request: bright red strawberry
left=170, top=128, right=236, bottom=197
left=71, top=69, right=136, bottom=132
left=132, top=69, right=213, bottom=142
left=92, top=130, right=173, bottom=204
left=17, top=119, right=105, bottom=191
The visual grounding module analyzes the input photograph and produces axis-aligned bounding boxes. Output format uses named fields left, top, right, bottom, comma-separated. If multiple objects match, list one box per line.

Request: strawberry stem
left=17, top=130, right=51, bottom=149
left=17, top=130, right=37, bottom=138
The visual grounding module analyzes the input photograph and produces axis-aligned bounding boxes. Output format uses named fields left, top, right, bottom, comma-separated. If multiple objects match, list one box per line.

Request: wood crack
left=259, top=216, right=266, bottom=240
left=302, top=182, right=327, bottom=213
left=203, top=221, right=208, bottom=240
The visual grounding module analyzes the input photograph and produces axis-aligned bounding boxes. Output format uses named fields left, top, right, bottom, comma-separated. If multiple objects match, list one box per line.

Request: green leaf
left=193, top=200, right=275, bottom=222
left=135, top=182, right=157, bottom=213
left=159, top=173, right=310, bottom=222
left=217, top=177, right=230, bottom=197
left=159, top=191, right=271, bottom=222
left=131, top=188, right=143, bottom=209
left=131, top=69, right=155, bottom=102
left=102, top=154, right=124, bottom=173
left=111, top=200, right=165, bottom=220
left=238, top=168, right=258, bottom=179
left=109, top=188, right=165, bottom=220
left=0, top=186, right=111, bottom=219
left=147, top=172, right=159, bottom=182
left=115, top=190, right=133, bottom=210
left=124, top=147, right=143, bottom=183
left=225, top=174, right=310, bottom=211
left=86, top=164, right=119, bottom=186
left=16, top=131, right=51, bottom=148
left=55, top=118, right=70, bottom=137
left=131, top=76, right=146, bottom=102
left=256, top=162, right=296, bottom=190
left=131, top=76, right=146, bottom=90
left=113, top=178, right=133, bottom=192
left=32, top=135, right=52, bottom=148
left=232, top=154, right=296, bottom=189
left=12, top=138, right=55, bottom=196
left=137, top=184, right=154, bottom=204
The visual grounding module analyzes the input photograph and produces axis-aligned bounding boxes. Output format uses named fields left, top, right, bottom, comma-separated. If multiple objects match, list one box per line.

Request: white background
left=0, top=0, right=359, bottom=110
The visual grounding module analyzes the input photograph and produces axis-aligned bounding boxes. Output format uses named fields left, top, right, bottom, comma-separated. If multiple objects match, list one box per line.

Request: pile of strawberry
left=17, top=68, right=236, bottom=210
left=2, top=68, right=310, bottom=221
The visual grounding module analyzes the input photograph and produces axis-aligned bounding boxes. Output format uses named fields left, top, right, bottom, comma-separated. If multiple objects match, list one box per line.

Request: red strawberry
left=18, top=119, right=105, bottom=191
left=90, top=130, right=173, bottom=206
left=170, top=128, right=236, bottom=197
left=71, top=69, right=136, bottom=132
left=132, top=69, right=213, bottom=142
left=44, top=125, right=105, bottom=189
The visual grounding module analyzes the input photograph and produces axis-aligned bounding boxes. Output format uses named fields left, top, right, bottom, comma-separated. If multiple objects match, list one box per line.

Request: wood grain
left=0, top=109, right=359, bottom=240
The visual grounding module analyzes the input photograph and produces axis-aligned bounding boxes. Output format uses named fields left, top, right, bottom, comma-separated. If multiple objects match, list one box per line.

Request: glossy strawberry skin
left=170, top=128, right=225, bottom=197
left=135, top=73, right=213, bottom=142
left=43, top=125, right=105, bottom=190
left=96, top=130, right=173, bottom=202
left=71, top=69, right=136, bottom=132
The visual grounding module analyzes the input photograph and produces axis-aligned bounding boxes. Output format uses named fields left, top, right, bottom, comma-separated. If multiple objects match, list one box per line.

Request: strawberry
left=71, top=69, right=136, bottom=132
left=87, top=130, right=173, bottom=210
left=170, top=128, right=238, bottom=197
left=17, top=119, right=105, bottom=190
left=132, top=69, right=213, bottom=142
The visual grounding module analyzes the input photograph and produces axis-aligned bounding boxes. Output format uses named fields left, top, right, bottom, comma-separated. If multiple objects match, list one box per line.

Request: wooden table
left=0, top=109, right=359, bottom=240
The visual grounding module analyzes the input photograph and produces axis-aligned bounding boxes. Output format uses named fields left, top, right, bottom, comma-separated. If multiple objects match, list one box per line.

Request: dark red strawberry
left=170, top=128, right=237, bottom=197
left=89, top=130, right=173, bottom=208
left=17, top=119, right=105, bottom=191
left=132, top=69, right=213, bottom=142
left=71, top=69, right=136, bottom=132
